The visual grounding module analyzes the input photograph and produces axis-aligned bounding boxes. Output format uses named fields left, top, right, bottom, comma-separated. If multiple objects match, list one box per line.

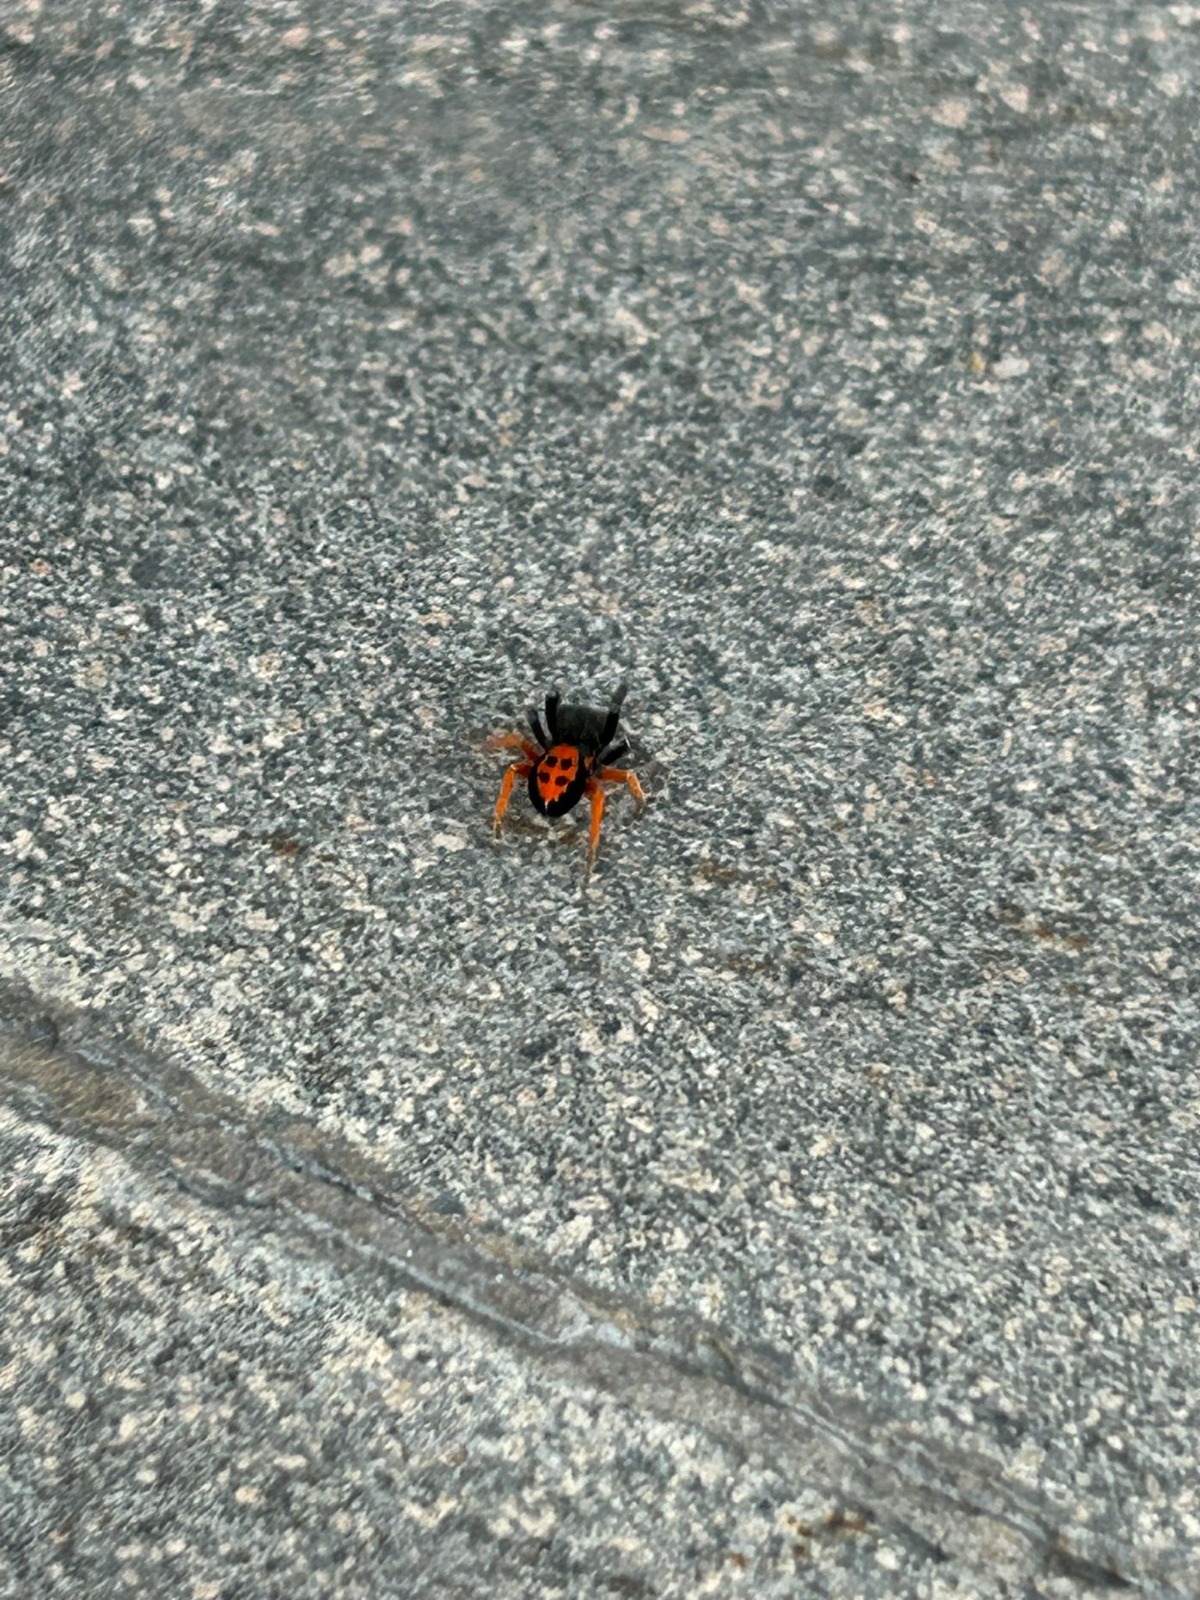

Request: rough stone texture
left=1, top=2, right=1198, bottom=1596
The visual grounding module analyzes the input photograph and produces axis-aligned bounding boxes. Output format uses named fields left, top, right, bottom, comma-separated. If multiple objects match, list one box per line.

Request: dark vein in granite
left=0, top=980, right=1186, bottom=1598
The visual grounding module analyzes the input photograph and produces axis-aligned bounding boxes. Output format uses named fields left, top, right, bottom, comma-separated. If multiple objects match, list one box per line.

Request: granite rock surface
left=2, top=2, right=1198, bottom=1596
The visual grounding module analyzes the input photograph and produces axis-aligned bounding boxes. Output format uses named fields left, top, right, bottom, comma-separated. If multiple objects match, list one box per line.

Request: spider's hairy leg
left=527, top=706, right=550, bottom=748
left=492, top=760, right=534, bottom=838
left=596, top=738, right=628, bottom=768
left=598, top=681, right=630, bottom=748
left=597, top=766, right=646, bottom=808
left=489, top=732, right=540, bottom=759
left=583, top=778, right=607, bottom=878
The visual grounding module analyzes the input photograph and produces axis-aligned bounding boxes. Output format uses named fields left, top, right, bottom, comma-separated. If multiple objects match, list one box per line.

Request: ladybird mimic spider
left=491, top=682, right=646, bottom=873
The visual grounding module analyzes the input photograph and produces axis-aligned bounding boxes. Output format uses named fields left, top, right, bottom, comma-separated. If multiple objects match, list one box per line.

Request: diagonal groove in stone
left=0, top=980, right=1186, bottom=1598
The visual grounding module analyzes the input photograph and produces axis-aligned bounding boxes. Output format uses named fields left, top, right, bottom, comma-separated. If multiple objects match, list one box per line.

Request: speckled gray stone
left=1, top=2, right=1198, bottom=1597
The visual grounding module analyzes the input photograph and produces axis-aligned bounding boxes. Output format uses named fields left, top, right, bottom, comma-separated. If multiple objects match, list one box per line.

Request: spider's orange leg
left=596, top=767, right=647, bottom=808
left=583, top=767, right=647, bottom=877
left=493, top=761, right=533, bottom=839
left=488, top=733, right=540, bottom=760
left=584, top=779, right=607, bottom=876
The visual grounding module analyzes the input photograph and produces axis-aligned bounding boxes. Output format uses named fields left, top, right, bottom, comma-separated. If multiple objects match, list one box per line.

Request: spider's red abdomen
left=533, top=743, right=585, bottom=815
